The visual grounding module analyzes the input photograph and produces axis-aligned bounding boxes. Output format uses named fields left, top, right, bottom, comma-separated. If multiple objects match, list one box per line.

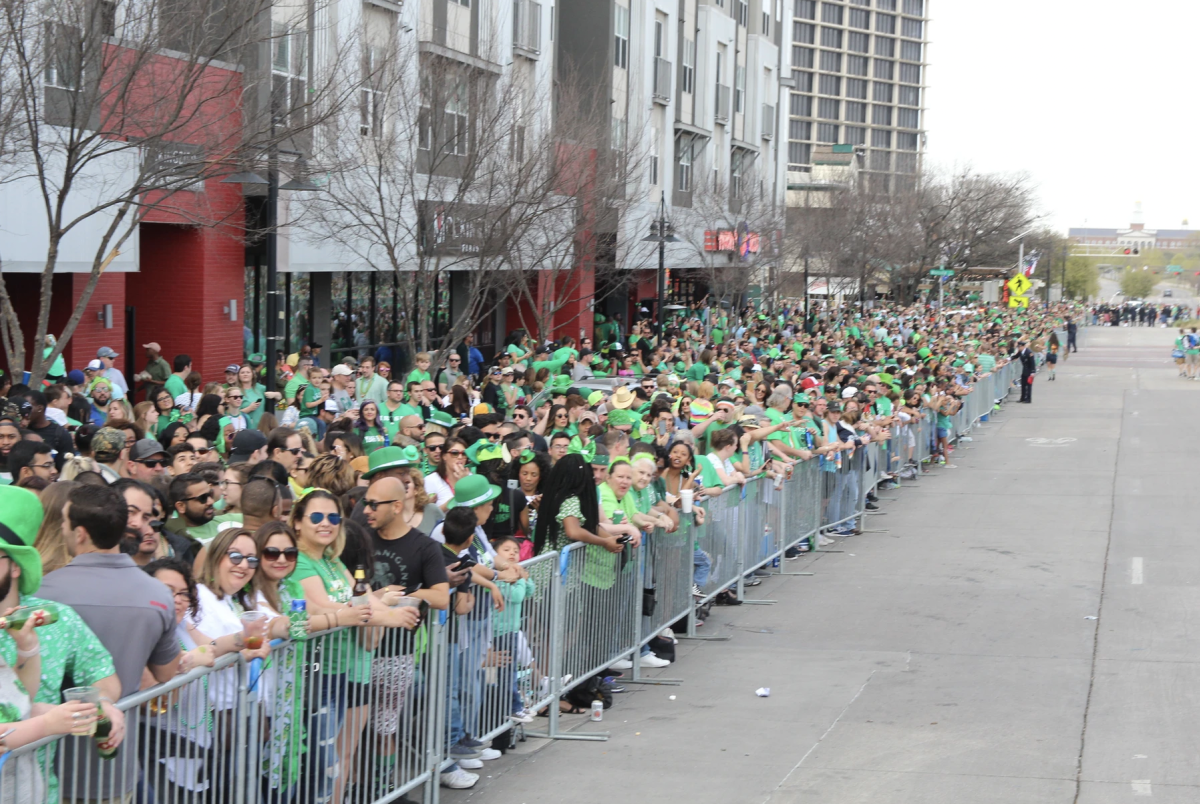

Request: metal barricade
left=639, top=517, right=697, bottom=644
left=739, top=478, right=773, bottom=573
left=555, top=541, right=640, bottom=696
left=691, top=486, right=743, bottom=603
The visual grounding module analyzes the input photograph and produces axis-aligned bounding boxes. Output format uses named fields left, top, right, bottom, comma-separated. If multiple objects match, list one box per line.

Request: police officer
left=1015, top=340, right=1036, bottom=403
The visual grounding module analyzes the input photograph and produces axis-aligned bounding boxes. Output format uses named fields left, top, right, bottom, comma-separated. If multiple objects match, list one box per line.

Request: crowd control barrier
left=0, top=360, right=1020, bottom=804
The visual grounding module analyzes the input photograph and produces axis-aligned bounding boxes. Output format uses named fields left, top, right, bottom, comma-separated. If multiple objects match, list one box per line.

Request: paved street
left=445, top=325, right=1200, bottom=804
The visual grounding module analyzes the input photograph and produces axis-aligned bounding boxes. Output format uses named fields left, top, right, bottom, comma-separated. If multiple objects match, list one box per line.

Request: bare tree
left=0, top=0, right=348, bottom=383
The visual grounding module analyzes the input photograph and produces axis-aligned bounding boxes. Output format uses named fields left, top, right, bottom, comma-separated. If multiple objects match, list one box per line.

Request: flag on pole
left=1022, top=252, right=1039, bottom=277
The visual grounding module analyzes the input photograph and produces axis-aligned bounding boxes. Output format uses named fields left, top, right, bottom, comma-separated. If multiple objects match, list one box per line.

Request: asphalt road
left=445, top=326, right=1200, bottom=804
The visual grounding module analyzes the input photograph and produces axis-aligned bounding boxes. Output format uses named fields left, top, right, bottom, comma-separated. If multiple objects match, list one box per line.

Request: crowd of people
left=0, top=298, right=1074, bottom=800
left=1090, top=301, right=1197, bottom=327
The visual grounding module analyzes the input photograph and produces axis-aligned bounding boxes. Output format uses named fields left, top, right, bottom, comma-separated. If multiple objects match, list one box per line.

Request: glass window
left=875, top=36, right=894, bottom=57
left=794, top=21, right=815, bottom=43
left=735, top=64, right=745, bottom=112
left=789, top=141, right=812, bottom=166
left=849, top=8, right=869, bottom=29
left=819, top=50, right=841, bottom=72
left=897, top=131, right=919, bottom=150
left=844, top=126, right=865, bottom=145
left=848, top=32, right=869, bottom=53
left=795, top=0, right=816, bottom=20
left=871, top=106, right=892, bottom=128
left=876, top=13, right=895, bottom=33
left=898, top=108, right=919, bottom=129
left=901, top=40, right=921, bottom=62
left=869, top=150, right=890, bottom=171
left=790, top=93, right=812, bottom=116
left=818, top=74, right=840, bottom=95
left=789, top=119, right=812, bottom=140
left=820, top=27, right=842, bottom=48
left=793, top=70, right=814, bottom=92
left=872, top=82, right=892, bottom=103
left=682, top=39, right=695, bottom=93
left=793, top=46, right=814, bottom=68
left=899, top=85, right=919, bottom=106
left=614, top=6, right=629, bottom=69
left=845, top=100, right=866, bottom=122
left=817, top=122, right=838, bottom=143
left=899, top=62, right=920, bottom=84
left=877, top=0, right=896, bottom=10
left=846, top=77, right=868, bottom=98
left=818, top=98, right=839, bottom=119
left=895, top=152, right=917, bottom=174
left=903, top=0, right=924, bottom=15
left=820, top=2, right=842, bottom=25
left=902, top=17, right=923, bottom=38
left=873, top=59, right=894, bottom=80
left=847, top=55, right=868, bottom=76
left=676, top=138, right=693, bottom=192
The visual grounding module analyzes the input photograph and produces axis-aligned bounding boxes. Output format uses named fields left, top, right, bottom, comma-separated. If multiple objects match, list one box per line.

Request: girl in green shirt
left=355, top=401, right=390, bottom=453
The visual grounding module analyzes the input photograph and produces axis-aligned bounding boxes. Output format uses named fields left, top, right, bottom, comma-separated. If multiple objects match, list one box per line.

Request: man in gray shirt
left=40, top=483, right=181, bottom=802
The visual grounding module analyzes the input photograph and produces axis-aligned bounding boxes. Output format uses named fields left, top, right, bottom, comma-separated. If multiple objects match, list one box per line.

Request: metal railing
left=1, top=366, right=1020, bottom=803
left=715, top=84, right=731, bottom=123
left=513, top=0, right=541, bottom=55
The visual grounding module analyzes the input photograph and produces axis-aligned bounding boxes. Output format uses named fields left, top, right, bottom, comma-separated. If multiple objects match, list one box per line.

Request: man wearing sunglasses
left=126, top=439, right=170, bottom=483
left=362, top=476, right=450, bottom=611
left=165, top=472, right=220, bottom=548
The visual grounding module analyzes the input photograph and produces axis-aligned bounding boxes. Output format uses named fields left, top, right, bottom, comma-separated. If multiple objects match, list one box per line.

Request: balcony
left=653, top=57, right=671, bottom=104
left=715, top=84, right=730, bottom=125
left=761, top=104, right=775, bottom=139
left=513, top=0, right=541, bottom=57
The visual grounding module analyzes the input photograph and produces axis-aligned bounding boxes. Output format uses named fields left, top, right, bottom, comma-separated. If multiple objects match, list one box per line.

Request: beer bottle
left=0, top=604, right=58, bottom=630
left=94, top=706, right=118, bottom=760
left=351, top=567, right=370, bottom=607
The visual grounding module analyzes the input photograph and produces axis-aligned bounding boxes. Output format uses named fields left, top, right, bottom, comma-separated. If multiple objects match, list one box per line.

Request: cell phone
left=615, top=535, right=632, bottom=545
left=455, top=557, right=477, bottom=571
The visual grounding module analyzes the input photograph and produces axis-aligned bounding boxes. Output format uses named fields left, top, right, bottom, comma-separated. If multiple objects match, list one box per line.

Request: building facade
left=784, top=0, right=928, bottom=193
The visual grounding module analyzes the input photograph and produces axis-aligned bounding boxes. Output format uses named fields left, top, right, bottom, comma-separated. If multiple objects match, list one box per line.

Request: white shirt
left=102, top=367, right=129, bottom=394
left=424, top=473, right=455, bottom=507
left=186, top=585, right=249, bottom=710
left=45, top=407, right=68, bottom=426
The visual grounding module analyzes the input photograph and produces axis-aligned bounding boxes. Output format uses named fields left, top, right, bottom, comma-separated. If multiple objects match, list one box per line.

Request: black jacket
left=1018, top=348, right=1036, bottom=375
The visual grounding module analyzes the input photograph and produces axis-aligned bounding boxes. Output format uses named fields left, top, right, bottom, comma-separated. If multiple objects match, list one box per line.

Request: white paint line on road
left=1132, top=779, right=1152, bottom=796
left=1132, top=557, right=1144, bottom=585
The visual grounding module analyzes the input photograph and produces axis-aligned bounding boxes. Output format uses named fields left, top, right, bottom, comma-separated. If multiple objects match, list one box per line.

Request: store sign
left=418, top=201, right=499, bottom=257
left=703, top=228, right=760, bottom=254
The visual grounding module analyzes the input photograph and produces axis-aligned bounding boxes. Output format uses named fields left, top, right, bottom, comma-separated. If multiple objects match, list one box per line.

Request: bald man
left=397, top=414, right=426, bottom=442
left=363, top=477, right=450, bottom=612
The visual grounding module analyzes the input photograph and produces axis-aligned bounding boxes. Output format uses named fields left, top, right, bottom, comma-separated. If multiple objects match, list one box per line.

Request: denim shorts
left=936, top=427, right=950, bottom=439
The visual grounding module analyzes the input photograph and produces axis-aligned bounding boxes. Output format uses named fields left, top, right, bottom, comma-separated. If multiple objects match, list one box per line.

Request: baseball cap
left=142, top=342, right=162, bottom=352
left=324, top=399, right=339, bottom=412
left=841, top=386, right=858, bottom=399
left=96, top=346, right=119, bottom=359
left=86, top=359, right=103, bottom=371
left=331, top=364, right=353, bottom=377
left=129, top=439, right=168, bottom=462
left=229, top=429, right=268, bottom=462
left=92, top=427, right=126, bottom=457
left=800, top=377, right=820, bottom=391
left=66, top=370, right=86, bottom=386
left=225, top=364, right=240, bottom=374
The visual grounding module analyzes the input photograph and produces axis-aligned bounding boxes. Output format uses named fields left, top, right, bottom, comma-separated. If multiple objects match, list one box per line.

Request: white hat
left=841, top=386, right=858, bottom=399
left=86, top=359, right=103, bottom=371
left=324, top=399, right=340, bottom=412
left=331, top=364, right=353, bottom=377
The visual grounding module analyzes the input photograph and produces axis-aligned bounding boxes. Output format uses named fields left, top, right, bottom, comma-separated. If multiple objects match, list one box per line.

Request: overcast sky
left=923, top=1, right=1199, bottom=234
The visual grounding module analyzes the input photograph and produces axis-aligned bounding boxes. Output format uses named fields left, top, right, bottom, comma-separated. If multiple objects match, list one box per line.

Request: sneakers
left=610, top=658, right=634, bottom=670
left=865, top=502, right=879, bottom=510
left=753, top=568, right=772, bottom=577
left=817, top=535, right=835, bottom=547
left=458, top=737, right=488, bottom=749
left=449, top=743, right=482, bottom=760
left=457, top=757, right=483, bottom=770
left=742, top=575, right=763, bottom=587
left=480, top=748, right=501, bottom=761
left=638, top=652, right=671, bottom=668
left=440, top=769, right=478, bottom=789
left=691, top=584, right=704, bottom=597
left=510, top=709, right=536, bottom=724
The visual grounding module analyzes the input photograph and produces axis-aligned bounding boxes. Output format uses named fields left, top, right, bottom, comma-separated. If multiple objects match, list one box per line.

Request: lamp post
left=641, top=191, right=678, bottom=337
left=224, top=149, right=319, bottom=411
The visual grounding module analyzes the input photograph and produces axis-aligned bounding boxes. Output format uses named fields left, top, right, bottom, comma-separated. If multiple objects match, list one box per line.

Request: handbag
left=1172, top=349, right=1185, bottom=359
left=642, top=588, right=657, bottom=617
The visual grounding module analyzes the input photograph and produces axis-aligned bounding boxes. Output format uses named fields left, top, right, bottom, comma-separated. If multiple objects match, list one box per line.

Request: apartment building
left=785, top=0, right=928, bottom=193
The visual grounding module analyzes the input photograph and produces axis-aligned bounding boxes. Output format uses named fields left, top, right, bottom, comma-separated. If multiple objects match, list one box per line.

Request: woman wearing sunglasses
left=288, top=489, right=377, bottom=804
left=424, top=436, right=470, bottom=512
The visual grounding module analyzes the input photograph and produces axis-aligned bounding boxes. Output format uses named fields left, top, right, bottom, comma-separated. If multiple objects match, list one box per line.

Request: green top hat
left=0, top=486, right=44, bottom=595
left=427, top=410, right=456, bottom=429
left=451, top=474, right=502, bottom=508
left=361, top=445, right=420, bottom=479
left=247, top=353, right=266, bottom=365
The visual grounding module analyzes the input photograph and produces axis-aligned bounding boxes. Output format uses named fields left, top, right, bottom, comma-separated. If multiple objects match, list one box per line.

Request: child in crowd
left=489, top=536, right=537, bottom=724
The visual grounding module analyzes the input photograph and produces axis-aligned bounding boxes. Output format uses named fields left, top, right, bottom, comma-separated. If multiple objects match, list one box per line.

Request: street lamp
left=224, top=149, right=320, bottom=409
left=642, top=191, right=679, bottom=335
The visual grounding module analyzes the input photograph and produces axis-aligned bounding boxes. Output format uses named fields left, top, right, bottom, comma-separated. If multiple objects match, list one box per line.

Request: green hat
left=916, top=347, right=931, bottom=359
left=793, top=392, right=812, bottom=405
left=587, top=390, right=605, bottom=407
left=427, top=410, right=456, bottom=429
left=464, top=440, right=491, bottom=466
left=674, top=362, right=687, bottom=373
left=247, top=353, right=266, bottom=365
left=594, top=313, right=606, bottom=324
left=952, top=359, right=965, bottom=368
left=451, top=474, right=502, bottom=508
left=550, top=375, right=573, bottom=392
left=0, top=486, right=44, bottom=595
left=589, top=451, right=609, bottom=467
left=606, top=408, right=637, bottom=427
left=361, top=445, right=420, bottom=479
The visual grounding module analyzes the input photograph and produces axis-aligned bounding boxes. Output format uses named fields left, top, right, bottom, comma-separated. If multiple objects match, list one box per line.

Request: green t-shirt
left=362, top=426, right=388, bottom=453
left=685, top=363, right=708, bottom=381
left=164, top=374, right=187, bottom=399
left=406, top=369, right=432, bottom=386
left=241, top=384, right=267, bottom=428
left=292, top=553, right=371, bottom=683
left=587, top=483, right=637, bottom=590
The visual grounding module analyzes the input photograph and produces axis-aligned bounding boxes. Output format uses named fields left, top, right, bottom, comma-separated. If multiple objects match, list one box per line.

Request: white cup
left=681, top=488, right=693, bottom=513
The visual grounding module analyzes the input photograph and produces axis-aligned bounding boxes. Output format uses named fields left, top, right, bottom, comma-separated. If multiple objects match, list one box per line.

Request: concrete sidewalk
left=443, top=327, right=1200, bottom=804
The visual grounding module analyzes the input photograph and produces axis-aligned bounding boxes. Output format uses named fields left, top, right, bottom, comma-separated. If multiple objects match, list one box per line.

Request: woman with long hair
left=532, top=454, right=621, bottom=555
left=353, top=401, right=388, bottom=454
left=158, top=421, right=190, bottom=451
left=328, top=431, right=366, bottom=461
left=423, top=436, right=469, bottom=511
left=132, top=400, right=159, bottom=436
left=235, top=364, right=268, bottom=429
left=35, top=480, right=78, bottom=574
left=106, top=398, right=133, bottom=424
left=194, top=394, right=224, bottom=441
left=449, top=385, right=473, bottom=420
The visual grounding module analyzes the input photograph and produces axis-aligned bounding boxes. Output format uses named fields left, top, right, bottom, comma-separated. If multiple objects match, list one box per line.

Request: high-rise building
left=784, top=0, right=928, bottom=192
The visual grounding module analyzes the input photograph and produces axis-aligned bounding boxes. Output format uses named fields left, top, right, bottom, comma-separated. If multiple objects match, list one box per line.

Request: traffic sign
left=930, top=268, right=955, bottom=277
left=1167, top=265, right=1182, bottom=273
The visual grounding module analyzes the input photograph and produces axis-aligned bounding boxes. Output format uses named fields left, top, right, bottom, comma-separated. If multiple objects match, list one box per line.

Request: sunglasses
left=227, top=551, right=260, bottom=568
left=486, top=434, right=501, bottom=441
left=262, top=546, right=299, bottom=562
left=446, top=450, right=466, bottom=457
left=137, top=458, right=168, bottom=469
left=183, top=491, right=213, bottom=504
left=308, top=512, right=342, bottom=525
left=364, top=498, right=399, bottom=510
left=227, top=395, right=243, bottom=401
left=426, top=444, right=445, bottom=451
left=194, top=446, right=213, bottom=455
left=282, top=447, right=304, bottom=455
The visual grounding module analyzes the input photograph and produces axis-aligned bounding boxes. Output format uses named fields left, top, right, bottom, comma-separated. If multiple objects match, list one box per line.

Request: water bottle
left=288, top=598, right=308, bottom=640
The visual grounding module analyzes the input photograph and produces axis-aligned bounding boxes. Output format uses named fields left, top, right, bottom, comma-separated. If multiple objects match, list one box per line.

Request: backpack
left=564, top=674, right=615, bottom=710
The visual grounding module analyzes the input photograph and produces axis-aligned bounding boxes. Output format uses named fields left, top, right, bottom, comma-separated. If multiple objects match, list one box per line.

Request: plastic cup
left=239, top=611, right=269, bottom=650
left=681, top=489, right=693, bottom=513
left=63, top=686, right=99, bottom=736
